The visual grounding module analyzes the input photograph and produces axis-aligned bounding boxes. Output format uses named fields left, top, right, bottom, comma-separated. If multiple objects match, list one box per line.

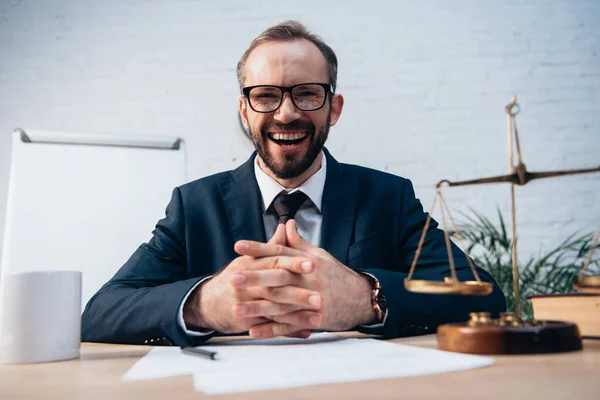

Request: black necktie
left=272, top=191, right=308, bottom=224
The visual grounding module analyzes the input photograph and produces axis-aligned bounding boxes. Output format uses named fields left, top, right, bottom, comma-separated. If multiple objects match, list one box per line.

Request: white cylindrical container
left=0, top=270, right=82, bottom=364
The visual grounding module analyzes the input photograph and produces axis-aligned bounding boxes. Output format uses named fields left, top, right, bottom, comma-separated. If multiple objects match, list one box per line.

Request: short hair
left=236, top=20, right=338, bottom=93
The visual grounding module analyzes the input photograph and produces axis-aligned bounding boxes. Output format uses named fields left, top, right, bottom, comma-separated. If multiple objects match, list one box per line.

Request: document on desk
left=123, top=333, right=494, bottom=395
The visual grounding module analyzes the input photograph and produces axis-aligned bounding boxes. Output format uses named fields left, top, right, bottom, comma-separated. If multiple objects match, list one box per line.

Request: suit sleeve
left=359, top=180, right=506, bottom=338
left=81, top=187, right=213, bottom=347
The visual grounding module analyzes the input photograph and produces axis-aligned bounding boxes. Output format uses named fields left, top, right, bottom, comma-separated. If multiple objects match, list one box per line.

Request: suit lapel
left=218, top=152, right=267, bottom=244
left=218, top=149, right=358, bottom=261
left=320, top=149, right=357, bottom=264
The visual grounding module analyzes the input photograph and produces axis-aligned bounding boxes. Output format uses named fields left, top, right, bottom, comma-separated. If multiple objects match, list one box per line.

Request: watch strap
left=358, top=271, right=386, bottom=323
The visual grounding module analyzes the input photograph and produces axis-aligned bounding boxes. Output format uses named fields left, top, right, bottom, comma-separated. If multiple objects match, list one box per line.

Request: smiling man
left=240, top=38, right=338, bottom=185
left=82, top=21, right=505, bottom=346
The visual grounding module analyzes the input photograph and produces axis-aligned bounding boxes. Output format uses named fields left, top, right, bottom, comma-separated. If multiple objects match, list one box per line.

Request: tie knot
left=272, top=191, right=308, bottom=224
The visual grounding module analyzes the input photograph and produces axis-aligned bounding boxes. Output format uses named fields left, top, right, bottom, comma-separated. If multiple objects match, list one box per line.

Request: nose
left=274, top=93, right=302, bottom=124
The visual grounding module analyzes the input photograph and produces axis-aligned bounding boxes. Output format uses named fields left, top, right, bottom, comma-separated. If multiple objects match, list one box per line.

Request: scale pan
left=574, top=275, right=600, bottom=294
left=404, top=279, right=493, bottom=295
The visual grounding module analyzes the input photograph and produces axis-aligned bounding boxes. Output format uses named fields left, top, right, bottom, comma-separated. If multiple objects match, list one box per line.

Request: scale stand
left=405, top=96, right=600, bottom=354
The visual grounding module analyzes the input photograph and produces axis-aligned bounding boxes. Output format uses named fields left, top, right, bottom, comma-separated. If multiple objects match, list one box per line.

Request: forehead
left=243, top=39, right=329, bottom=87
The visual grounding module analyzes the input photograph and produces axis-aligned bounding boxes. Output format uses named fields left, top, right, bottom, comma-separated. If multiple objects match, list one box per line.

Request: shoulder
left=176, top=153, right=256, bottom=198
left=340, top=161, right=412, bottom=190
left=176, top=170, right=234, bottom=198
left=334, top=161, right=423, bottom=217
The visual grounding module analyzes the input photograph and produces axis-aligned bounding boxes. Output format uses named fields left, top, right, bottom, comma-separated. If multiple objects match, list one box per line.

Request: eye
left=293, top=85, right=325, bottom=98
left=297, top=90, right=318, bottom=97
left=256, top=93, right=278, bottom=99
left=250, top=87, right=281, bottom=102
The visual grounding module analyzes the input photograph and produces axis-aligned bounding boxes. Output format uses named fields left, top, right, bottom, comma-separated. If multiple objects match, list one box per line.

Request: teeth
left=271, top=132, right=307, bottom=141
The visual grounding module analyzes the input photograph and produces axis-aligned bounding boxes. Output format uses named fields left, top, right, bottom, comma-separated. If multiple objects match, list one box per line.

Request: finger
left=259, top=286, right=323, bottom=309
left=285, top=220, right=313, bottom=252
left=241, top=255, right=314, bottom=273
left=232, top=300, right=303, bottom=318
left=235, top=316, right=271, bottom=331
left=234, top=240, right=306, bottom=258
left=230, top=259, right=313, bottom=287
left=231, top=268, right=298, bottom=288
left=236, top=286, right=322, bottom=308
left=249, top=311, right=322, bottom=338
left=286, top=220, right=333, bottom=259
left=271, top=310, right=323, bottom=328
left=267, top=223, right=287, bottom=246
left=232, top=286, right=255, bottom=302
left=285, top=330, right=312, bottom=339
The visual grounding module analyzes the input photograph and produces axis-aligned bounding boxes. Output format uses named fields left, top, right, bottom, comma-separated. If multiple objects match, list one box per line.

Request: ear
left=239, top=96, right=249, bottom=130
left=328, top=93, right=344, bottom=127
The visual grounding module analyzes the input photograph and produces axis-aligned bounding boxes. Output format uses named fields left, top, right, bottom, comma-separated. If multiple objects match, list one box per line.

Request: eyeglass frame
left=242, top=83, right=333, bottom=113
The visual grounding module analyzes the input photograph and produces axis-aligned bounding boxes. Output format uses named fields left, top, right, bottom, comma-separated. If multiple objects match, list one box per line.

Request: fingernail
left=237, top=241, right=249, bottom=251
left=301, top=261, right=312, bottom=273
left=309, top=294, right=321, bottom=307
left=231, top=274, right=246, bottom=285
left=235, top=304, right=247, bottom=316
left=309, top=315, right=322, bottom=327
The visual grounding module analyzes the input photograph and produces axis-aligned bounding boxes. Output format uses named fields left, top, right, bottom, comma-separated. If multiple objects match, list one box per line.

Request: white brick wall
left=1, top=0, right=599, bottom=264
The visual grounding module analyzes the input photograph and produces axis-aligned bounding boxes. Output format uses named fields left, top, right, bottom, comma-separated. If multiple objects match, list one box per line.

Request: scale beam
left=437, top=165, right=600, bottom=188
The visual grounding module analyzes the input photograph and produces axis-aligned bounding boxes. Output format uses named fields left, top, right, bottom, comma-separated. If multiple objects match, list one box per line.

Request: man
left=82, top=21, right=505, bottom=347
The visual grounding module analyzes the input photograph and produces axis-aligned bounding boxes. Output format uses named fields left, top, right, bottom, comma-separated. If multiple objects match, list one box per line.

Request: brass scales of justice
left=403, top=96, right=600, bottom=355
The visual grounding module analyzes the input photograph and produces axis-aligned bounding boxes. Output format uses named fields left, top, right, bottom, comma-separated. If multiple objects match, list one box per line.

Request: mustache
left=262, top=120, right=315, bottom=133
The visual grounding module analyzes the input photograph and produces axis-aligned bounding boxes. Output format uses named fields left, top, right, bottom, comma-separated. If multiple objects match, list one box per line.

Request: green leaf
left=452, top=208, right=598, bottom=319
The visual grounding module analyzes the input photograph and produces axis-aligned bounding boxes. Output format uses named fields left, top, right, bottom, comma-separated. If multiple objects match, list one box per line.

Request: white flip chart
left=1, top=129, right=187, bottom=310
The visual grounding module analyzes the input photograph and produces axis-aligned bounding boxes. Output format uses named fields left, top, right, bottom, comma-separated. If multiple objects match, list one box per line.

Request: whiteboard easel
left=1, top=129, right=187, bottom=310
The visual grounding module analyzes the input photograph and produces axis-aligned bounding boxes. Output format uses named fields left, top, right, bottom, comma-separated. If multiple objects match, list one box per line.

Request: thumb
left=268, top=223, right=287, bottom=246
left=285, top=220, right=312, bottom=251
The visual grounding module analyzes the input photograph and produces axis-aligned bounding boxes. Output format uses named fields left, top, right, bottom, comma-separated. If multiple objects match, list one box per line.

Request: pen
left=180, top=347, right=218, bottom=360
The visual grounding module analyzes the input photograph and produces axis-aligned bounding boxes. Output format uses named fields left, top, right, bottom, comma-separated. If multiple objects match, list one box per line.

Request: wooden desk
left=1, top=335, right=598, bottom=399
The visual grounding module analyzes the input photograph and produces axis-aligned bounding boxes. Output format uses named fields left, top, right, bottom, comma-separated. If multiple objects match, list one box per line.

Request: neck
left=258, top=152, right=323, bottom=189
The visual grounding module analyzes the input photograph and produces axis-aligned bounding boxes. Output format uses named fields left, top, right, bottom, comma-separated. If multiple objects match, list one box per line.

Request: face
left=239, top=39, right=343, bottom=181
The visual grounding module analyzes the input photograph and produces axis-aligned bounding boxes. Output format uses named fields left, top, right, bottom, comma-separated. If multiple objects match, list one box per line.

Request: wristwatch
left=359, top=272, right=387, bottom=323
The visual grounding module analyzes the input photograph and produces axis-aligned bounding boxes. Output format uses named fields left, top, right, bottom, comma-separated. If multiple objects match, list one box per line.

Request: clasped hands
left=184, top=220, right=376, bottom=339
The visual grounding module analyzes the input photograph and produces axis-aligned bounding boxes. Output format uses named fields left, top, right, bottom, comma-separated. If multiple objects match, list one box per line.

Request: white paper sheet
left=123, top=333, right=494, bottom=395
left=123, top=333, right=344, bottom=381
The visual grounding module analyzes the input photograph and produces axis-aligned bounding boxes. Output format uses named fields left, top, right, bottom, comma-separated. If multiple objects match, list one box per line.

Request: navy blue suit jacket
left=82, top=149, right=505, bottom=346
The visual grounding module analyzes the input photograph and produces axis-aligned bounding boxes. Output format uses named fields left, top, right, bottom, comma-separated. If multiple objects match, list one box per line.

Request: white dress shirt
left=254, top=153, right=326, bottom=245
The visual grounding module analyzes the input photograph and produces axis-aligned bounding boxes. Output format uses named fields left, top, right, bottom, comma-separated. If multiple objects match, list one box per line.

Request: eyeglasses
left=242, top=83, right=332, bottom=113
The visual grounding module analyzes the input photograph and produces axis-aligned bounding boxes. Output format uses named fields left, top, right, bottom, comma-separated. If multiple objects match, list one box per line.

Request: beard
left=249, top=113, right=330, bottom=180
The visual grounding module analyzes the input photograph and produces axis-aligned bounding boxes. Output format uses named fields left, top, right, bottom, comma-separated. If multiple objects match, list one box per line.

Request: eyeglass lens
left=248, top=84, right=326, bottom=112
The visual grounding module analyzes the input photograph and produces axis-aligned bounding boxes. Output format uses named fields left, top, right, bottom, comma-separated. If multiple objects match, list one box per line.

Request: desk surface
left=1, top=334, right=599, bottom=399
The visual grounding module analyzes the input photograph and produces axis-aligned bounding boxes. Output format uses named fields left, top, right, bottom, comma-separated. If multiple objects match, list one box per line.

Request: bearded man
left=82, top=21, right=505, bottom=346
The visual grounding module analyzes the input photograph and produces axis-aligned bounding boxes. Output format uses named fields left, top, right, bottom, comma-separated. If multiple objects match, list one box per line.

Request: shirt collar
left=254, top=152, right=327, bottom=214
